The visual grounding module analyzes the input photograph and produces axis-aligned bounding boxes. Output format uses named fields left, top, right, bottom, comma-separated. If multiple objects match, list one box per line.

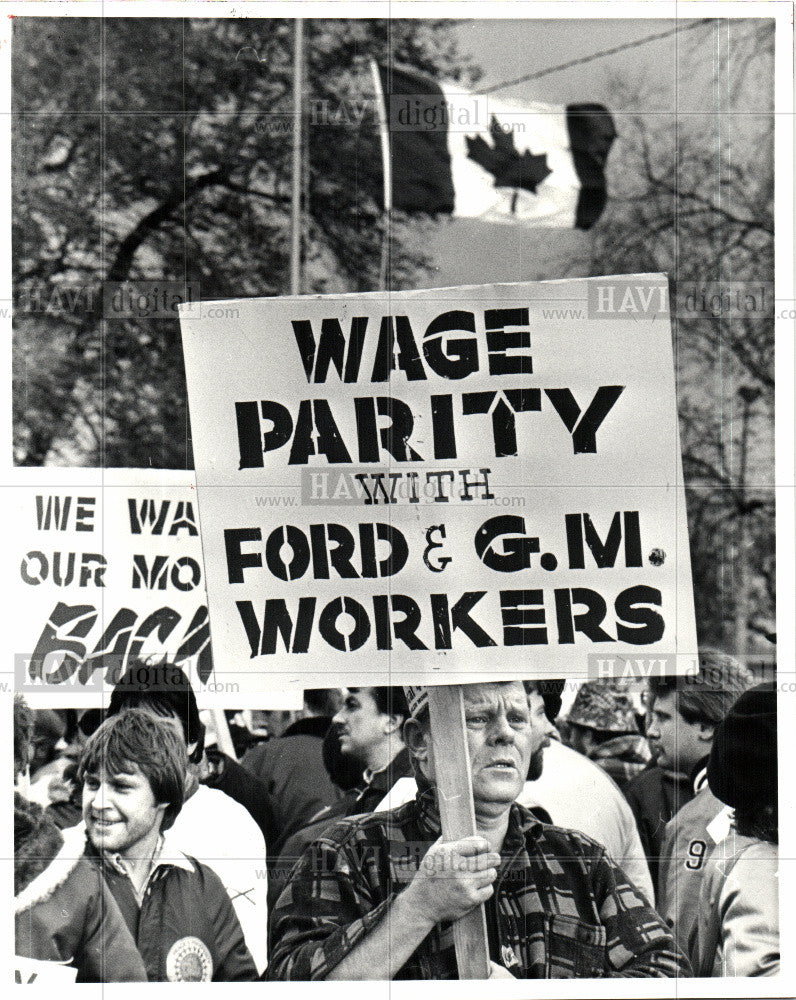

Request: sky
left=417, top=14, right=774, bottom=287
left=460, top=17, right=690, bottom=105
left=455, top=16, right=772, bottom=112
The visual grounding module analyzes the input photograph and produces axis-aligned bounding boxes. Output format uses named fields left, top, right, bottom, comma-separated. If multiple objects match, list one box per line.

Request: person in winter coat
left=692, top=683, right=779, bottom=977
left=656, top=760, right=731, bottom=956
left=241, top=689, right=343, bottom=856
left=374, top=682, right=655, bottom=905
left=107, top=660, right=269, bottom=974
left=268, top=681, right=689, bottom=981
left=79, top=708, right=258, bottom=982
left=14, top=695, right=147, bottom=984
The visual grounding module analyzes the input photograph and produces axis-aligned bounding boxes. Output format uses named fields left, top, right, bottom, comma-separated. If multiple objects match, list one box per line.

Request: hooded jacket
left=14, top=793, right=147, bottom=983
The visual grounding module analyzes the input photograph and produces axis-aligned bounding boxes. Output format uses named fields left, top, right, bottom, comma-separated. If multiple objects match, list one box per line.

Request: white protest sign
left=180, top=276, right=697, bottom=692
left=14, top=956, right=78, bottom=984
left=8, top=469, right=301, bottom=707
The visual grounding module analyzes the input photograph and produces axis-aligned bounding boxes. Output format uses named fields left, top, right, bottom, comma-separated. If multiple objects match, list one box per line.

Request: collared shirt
left=361, top=764, right=385, bottom=787
left=267, top=785, right=690, bottom=981
left=103, top=831, right=195, bottom=906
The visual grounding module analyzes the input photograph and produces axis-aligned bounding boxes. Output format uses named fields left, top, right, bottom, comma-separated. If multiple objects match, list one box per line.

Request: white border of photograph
left=1, top=3, right=792, bottom=998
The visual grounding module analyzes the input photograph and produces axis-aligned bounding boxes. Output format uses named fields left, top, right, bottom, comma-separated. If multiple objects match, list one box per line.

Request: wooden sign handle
left=210, top=707, right=238, bottom=761
left=427, top=684, right=490, bottom=980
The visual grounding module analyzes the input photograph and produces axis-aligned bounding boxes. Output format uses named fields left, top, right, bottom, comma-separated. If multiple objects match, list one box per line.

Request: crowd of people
left=13, top=651, right=779, bottom=982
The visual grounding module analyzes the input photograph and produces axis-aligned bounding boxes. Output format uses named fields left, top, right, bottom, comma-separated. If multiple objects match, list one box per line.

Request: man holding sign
left=268, top=680, right=689, bottom=980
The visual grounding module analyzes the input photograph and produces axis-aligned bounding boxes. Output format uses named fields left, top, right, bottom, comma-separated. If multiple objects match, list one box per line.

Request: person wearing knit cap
left=565, top=680, right=651, bottom=795
left=269, top=679, right=689, bottom=981
left=705, top=683, right=778, bottom=819
left=374, top=681, right=655, bottom=906
left=692, top=682, right=778, bottom=977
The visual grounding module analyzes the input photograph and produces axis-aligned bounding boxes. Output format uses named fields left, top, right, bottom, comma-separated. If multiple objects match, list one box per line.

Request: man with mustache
left=268, top=680, right=688, bottom=980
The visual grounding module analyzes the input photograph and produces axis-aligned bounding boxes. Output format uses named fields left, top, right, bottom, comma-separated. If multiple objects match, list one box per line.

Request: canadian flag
left=375, top=63, right=616, bottom=229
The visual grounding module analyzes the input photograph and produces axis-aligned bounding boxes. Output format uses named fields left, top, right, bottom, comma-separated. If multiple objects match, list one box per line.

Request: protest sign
left=180, top=276, right=697, bottom=692
left=14, top=956, right=78, bottom=985
left=8, top=468, right=301, bottom=707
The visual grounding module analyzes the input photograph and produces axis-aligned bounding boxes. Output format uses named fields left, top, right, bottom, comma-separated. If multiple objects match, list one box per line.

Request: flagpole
left=290, top=18, right=304, bottom=296
left=369, top=59, right=391, bottom=293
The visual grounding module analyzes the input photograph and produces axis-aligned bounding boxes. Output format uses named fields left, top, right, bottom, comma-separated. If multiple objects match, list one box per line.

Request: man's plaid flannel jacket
left=268, top=785, right=690, bottom=980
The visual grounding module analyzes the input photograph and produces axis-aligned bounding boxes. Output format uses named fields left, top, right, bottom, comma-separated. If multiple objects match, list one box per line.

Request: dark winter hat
left=107, top=659, right=205, bottom=763
left=32, top=708, right=67, bottom=744
left=707, top=682, right=777, bottom=810
left=567, top=680, right=640, bottom=734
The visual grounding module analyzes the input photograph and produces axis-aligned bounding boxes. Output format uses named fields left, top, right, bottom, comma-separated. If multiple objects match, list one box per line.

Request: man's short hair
left=350, top=686, right=409, bottom=721
left=524, top=679, right=565, bottom=724
left=108, top=659, right=205, bottom=763
left=304, top=688, right=339, bottom=716
left=79, top=708, right=187, bottom=831
left=647, top=649, right=754, bottom=727
left=371, top=686, right=409, bottom=720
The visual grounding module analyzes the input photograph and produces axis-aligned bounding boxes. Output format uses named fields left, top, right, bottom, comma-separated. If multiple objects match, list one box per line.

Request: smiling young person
left=80, top=709, right=258, bottom=982
left=107, top=660, right=268, bottom=974
left=268, top=680, right=689, bottom=981
left=14, top=696, right=147, bottom=984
